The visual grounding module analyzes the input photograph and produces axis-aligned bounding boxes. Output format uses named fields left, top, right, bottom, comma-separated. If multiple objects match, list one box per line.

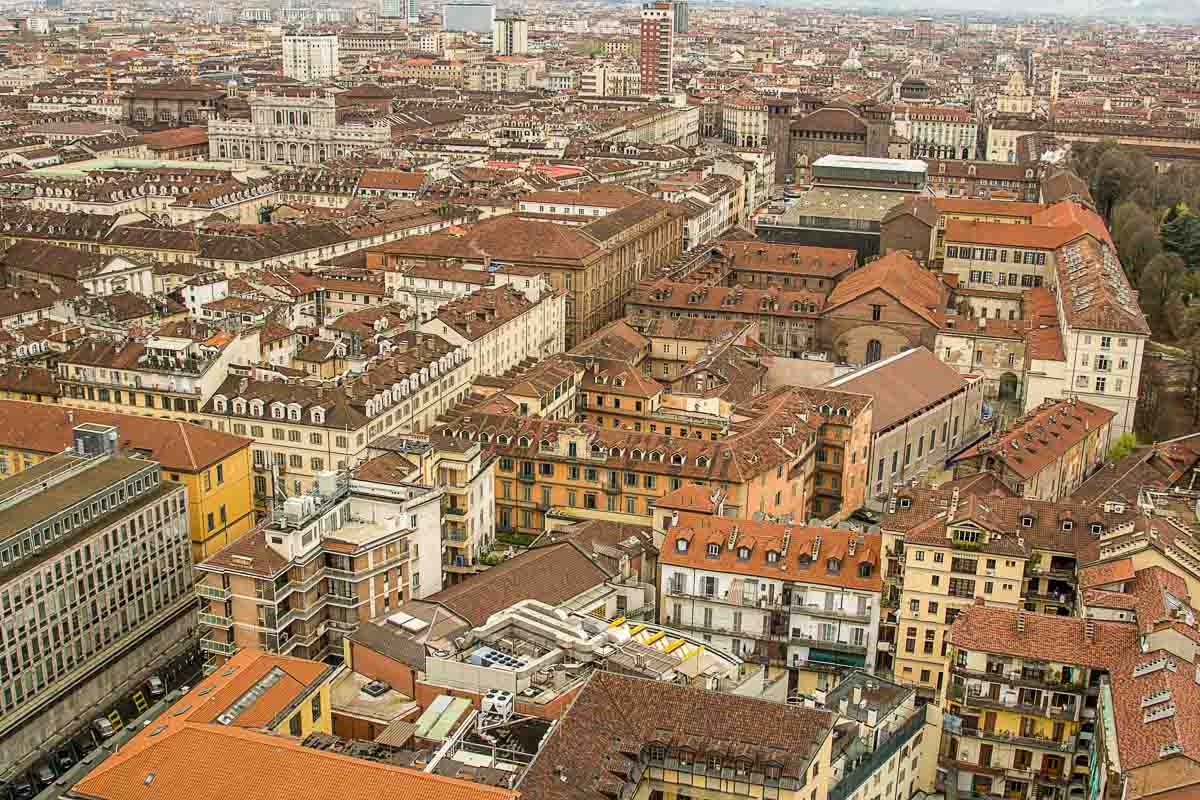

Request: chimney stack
left=1017, top=611, right=1025, bottom=634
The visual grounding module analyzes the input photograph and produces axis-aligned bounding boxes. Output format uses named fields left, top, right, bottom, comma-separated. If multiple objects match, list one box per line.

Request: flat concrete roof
left=813, top=155, right=928, bottom=173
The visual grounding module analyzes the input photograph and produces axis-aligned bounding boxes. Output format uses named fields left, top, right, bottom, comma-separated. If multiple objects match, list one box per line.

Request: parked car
left=147, top=675, right=165, bottom=698
left=849, top=508, right=880, bottom=525
left=92, top=717, right=115, bottom=740
left=32, top=762, right=54, bottom=788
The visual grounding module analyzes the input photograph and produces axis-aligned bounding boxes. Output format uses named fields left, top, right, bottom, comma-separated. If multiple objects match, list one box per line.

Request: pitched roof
left=0, top=401, right=250, bottom=472
left=952, top=398, right=1116, bottom=480
left=825, top=347, right=967, bottom=432
left=519, top=670, right=835, bottom=800
left=947, top=604, right=1135, bottom=670
left=426, top=542, right=611, bottom=625
left=824, top=251, right=946, bottom=325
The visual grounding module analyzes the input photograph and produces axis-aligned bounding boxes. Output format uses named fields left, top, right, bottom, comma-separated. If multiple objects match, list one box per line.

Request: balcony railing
left=955, top=725, right=1076, bottom=753
left=199, top=612, right=233, bottom=629
left=790, top=632, right=868, bottom=654
left=950, top=664, right=1085, bottom=692
left=953, top=689, right=1077, bottom=720
left=444, top=506, right=467, bottom=517
left=200, top=638, right=238, bottom=656
left=197, top=584, right=230, bottom=602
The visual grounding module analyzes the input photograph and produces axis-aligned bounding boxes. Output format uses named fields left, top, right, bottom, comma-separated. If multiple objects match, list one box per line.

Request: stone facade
left=207, top=91, right=390, bottom=165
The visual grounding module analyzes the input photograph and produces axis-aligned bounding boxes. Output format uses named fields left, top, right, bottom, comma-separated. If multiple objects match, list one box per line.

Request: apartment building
left=943, top=606, right=1126, bottom=800
left=626, top=281, right=823, bottom=358
left=282, top=32, right=340, bottom=81
left=660, top=514, right=882, bottom=692
left=950, top=398, right=1114, bottom=502
left=522, top=670, right=836, bottom=800
left=366, top=199, right=682, bottom=349
left=1029, top=233, right=1148, bottom=436
left=639, top=1, right=674, bottom=97
left=0, top=402, right=254, bottom=561
left=433, top=388, right=817, bottom=537
left=56, top=322, right=261, bottom=427
left=202, top=334, right=470, bottom=502
left=419, top=284, right=567, bottom=384
left=892, top=105, right=978, bottom=160
left=717, top=240, right=859, bottom=295
left=492, top=17, right=528, bottom=55
left=786, top=387, right=875, bottom=522
left=880, top=485, right=1137, bottom=699
left=0, top=427, right=193, bottom=771
left=195, top=465, right=443, bottom=669
left=825, top=672, right=938, bottom=800
left=635, top=318, right=757, bottom=380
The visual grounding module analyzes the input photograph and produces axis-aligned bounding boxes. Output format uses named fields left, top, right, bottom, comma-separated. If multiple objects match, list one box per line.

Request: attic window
left=837, top=407, right=849, bottom=416
left=899, top=497, right=912, bottom=509
left=707, top=543, right=720, bottom=557
left=671, top=454, right=685, bottom=465
left=676, top=539, right=688, bottom=553
left=478, top=433, right=489, bottom=443
left=1091, top=523, right=1103, bottom=535
left=858, top=562, right=872, bottom=578
left=827, top=558, right=840, bottom=574
left=518, top=436, right=530, bottom=447
left=631, top=449, right=643, bottom=460
left=1021, top=515, right=1033, bottom=528
left=1062, top=520, right=1073, bottom=531
left=649, top=451, right=662, bottom=462
left=737, top=546, right=750, bottom=560
left=497, top=434, right=510, bottom=445
left=820, top=404, right=833, bottom=415
left=696, top=456, right=708, bottom=467
left=767, top=551, right=779, bottom=563
left=799, top=553, right=811, bottom=567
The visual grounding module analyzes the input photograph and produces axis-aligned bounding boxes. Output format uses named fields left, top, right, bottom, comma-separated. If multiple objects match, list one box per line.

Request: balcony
left=954, top=689, right=1078, bottom=721
left=326, top=593, right=361, bottom=608
left=326, top=619, right=358, bottom=633
left=517, top=472, right=536, bottom=483
left=444, top=505, right=467, bottom=517
left=955, top=725, right=1076, bottom=753
left=664, top=586, right=783, bottom=609
left=793, top=602, right=873, bottom=623
left=790, top=632, right=868, bottom=654
left=950, top=664, right=1085, bottom=693
left=603, top=482, right=621, bottom=495
left=200, top=638, right=238, bottom=656
left=197, top=584, right=230, bottom=602
left=198, top=612, right=233, bottom=629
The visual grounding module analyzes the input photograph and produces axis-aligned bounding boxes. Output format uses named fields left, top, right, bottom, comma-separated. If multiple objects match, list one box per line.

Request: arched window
left=865, top=339, right=882, bottom=364
left=706, top=543, right=720, bottom=557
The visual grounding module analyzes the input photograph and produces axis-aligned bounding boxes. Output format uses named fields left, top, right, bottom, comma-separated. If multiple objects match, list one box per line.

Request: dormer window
left=899, top=497, right=912, bottom=509
left=858, top=562, right=872, bottom=578
left=737, top=546, right=750, bottom=560
left=310, top=407, right=324, bottom=424
left=707, top=543, right=720, bottom=557
left=799, top=553, right=811, bottom=567
left=233, top=399, right=246, bottom=414
left=767, top=551, right=779, bottom=563
left=676, top=539, right=688, bottom=553
left=213, top=396, right=227, bottom=412
left=518, top=436, right=530, bottom=447
left=1062, top=520, right=1073, bottom=531
left=827, top=558, right=840, bottom=574
left=249, top=399, right=264, bottom=416
left=271, top=403, right=284, bottom=419
left=1090, top=523, right=1103, bottom=535
left=671, top=454, right=685, bottom=465
left=1021, top=515, right=1034, bottom=528
left=478, top=433, right=490, bottom=443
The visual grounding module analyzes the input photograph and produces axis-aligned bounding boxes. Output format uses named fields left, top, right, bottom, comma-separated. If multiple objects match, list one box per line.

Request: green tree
left=1107, top=432, right=1138, bottom=461
left=1139, top=252, right=1187, bottom=334
left=1160, top=207, right=1200, bottom=271
left=1118, top=222, right=1161, bottom=286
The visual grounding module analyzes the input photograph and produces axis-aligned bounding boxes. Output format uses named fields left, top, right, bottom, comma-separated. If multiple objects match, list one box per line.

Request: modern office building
left=492, top=16, right=528, bottom=55
left=281, top=32, right=340, bottom=82
left=672, top=0, right=688, bottom=33
left=639, top=1, right=674, bottom=97
left=442, top=0, right=494, bottom=33
left=0, top=424, right=193, bottom=776
left=379, top=0, right=403, bottom=17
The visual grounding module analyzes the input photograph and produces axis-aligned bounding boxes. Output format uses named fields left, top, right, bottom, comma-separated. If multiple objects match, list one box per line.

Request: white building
left=282, top=32, right=340, bottom=82
left=659, top=515, right=883, bottom=687
left=492, top=16, right=528, bottom=55
left=419, top=283, right=566, bottom=383
left=208, top=90, right=390, bottom=165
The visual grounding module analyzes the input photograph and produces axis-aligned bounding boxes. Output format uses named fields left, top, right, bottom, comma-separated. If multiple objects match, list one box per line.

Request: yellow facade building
left=0, top=400, right=256, bottom=561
